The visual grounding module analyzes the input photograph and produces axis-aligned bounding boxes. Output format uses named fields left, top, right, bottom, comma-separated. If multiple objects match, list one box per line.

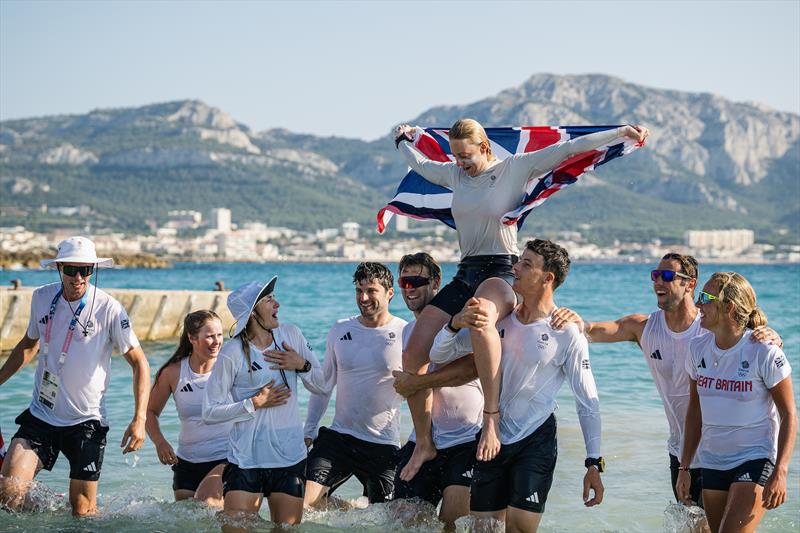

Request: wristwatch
left=297, top=360, right=312, bottom=373
left=585, top=457, right=605, bottom=473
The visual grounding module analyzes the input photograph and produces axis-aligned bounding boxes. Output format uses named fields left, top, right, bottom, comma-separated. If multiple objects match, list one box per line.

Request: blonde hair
left=449, top=118, right=496, bottom=162
left=707, top=272, right=768, bottom=329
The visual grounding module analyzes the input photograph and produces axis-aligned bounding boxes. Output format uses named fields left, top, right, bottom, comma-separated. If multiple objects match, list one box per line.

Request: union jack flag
left=377, top=125, right=643, bottom=233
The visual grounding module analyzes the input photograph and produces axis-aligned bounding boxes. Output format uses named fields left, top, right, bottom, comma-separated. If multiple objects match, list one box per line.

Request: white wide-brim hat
left=227, top=276, right=278, bottom=338
left=40, top=236, right=114, bottom=269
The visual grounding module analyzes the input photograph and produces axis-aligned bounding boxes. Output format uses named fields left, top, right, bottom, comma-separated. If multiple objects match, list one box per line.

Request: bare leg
left=222, top=490, right=262, bottom=533
left=303, top=479, right=329, bottom=508
left=718, top=483, right=767, bottom=533
left=506, top=506, right=544, bottom=533
left=439, top=485, right=470, bottom=530
left=0, top=438, right=42, bottom=511
left=472, top=509, right=506, bottom=533
left=194, top=463, right=226, bottom=509
left=174, top=489, right=195, bottom=501
left=702, top=490, right=729, bottom=533
left=68, top=479, right=98, bottom=517
left=267, top=492, right=304, bottom=525
left=400, top=304, right=450, bottom=481
left=471, top=279, right=515, bottom=462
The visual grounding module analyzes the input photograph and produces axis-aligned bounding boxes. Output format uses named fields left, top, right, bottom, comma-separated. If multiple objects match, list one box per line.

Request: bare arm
left=120, top=345, right=150, bottom=454
left=763, top=376, right=797, bottom=509
left=676, top=378, right=702, bottom=505
left=145, top=363, right=178, bottom=465
left=393, top=354, right=478, bottom=398
left=584, top=314, right=648, bottom=345
left=0, top=335, right=39, bottom=386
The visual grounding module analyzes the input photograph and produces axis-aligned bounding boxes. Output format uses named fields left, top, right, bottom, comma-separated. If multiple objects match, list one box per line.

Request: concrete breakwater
left=0, top=288, right=235, bottom=353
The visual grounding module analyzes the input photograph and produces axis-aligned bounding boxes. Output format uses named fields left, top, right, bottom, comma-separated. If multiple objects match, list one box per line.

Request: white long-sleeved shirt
left=399, top=127, right=624, bottom=259
left=304, top=315, right=406, bottom=446
left=431, top=308, right=602, bottom=457
left=202, top=323, right=325, bottom=469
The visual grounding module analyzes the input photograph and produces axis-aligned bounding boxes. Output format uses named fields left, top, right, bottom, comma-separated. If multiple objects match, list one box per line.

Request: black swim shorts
left=702, top=458, right=774, bottom=491
left=172, top=457, right=227, bottom=492
left=429, top=255, right=517, bottom=317
left=394, top=439, right=477, bottom=505
left=222, top=460, right=306, bottom=498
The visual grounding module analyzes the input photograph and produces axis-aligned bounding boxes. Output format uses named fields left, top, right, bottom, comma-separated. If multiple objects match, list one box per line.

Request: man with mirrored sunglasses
left=0, top=236, right=150, bottom=517
left=553, top=252, right=783, bottom=508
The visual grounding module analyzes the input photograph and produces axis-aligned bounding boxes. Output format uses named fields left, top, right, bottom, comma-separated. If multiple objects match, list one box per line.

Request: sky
left=1, top=0, right=798, bottom=140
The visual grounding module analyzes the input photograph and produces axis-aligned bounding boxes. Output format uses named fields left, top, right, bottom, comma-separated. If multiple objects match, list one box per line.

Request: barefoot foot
left=400, top=441, right=437, bottom=481
left=477, top=411, right=501, bottom=462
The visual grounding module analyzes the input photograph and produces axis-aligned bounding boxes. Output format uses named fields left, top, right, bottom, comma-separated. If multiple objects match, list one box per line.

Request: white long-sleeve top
left=202, top=323, right=325, bottom=468
left=303, top=315, right=407, bottom=446
left=431, top=308, right=602, bottom=457
left=398, top=127, right=624, bottom=259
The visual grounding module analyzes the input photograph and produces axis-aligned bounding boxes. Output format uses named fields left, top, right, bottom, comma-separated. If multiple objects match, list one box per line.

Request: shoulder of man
left=31, top=281, right=61, bottom=303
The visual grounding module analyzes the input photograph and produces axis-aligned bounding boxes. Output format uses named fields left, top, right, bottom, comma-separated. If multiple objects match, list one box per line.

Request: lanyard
left=43, top=288, right=88, bottom=368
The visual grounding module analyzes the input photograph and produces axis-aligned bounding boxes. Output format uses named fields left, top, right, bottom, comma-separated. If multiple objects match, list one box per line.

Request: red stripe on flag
left=416, top=134, right=451, bottom=163
left=553, top=150, right=603, bottom=181
left=521, top=127, right=561, bottom=152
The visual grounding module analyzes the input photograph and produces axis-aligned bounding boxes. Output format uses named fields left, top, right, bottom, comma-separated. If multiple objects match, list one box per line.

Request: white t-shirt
left=431, top=309, right=602, bottom=455
left=202, top=323, right=324, bottom=469
left=686, top=330, right=792, bottom=469
left=640, top=310, right=703, bottom=459
left=304, top=315, right=407, bottom=446
left=403, top=320, right=483, bottom=450
left=174, top=357, right=232, bottom=463
left=26, top=282, right=139, bottom=427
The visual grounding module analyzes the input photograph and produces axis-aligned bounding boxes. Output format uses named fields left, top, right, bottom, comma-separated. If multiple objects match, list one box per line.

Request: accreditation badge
left=38, top=370, right=59, bottom=410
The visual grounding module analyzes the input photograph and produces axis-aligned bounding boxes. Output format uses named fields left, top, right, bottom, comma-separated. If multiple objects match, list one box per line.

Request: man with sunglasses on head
left=554, top=252, right=782, bottom=507
left=390, top=253, right=483, bottom=528
left=0, top=236, right=150, bottom=517
left=303, top=262, right=407, bottom=508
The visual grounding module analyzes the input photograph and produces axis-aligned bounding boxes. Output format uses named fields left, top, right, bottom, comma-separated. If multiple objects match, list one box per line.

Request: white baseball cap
left=40, top=236, right=113, bottom=269
left=227, top=276, right=278, bottom=338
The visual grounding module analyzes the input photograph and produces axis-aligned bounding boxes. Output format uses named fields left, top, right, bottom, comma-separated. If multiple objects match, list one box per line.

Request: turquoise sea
left=1, top=262, right=798, bottom=532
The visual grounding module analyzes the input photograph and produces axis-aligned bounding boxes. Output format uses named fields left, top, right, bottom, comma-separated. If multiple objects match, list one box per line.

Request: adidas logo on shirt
left=39, top=315, right=49, bottom=325
left=581, top=360, right=590, bottom=370
left=650, top=350, right=663, bottom=360
left=738, top=472, right=752, bottom=482
left=462, top=469, right=473, bottom=479
left=698, top=358, right=707, bottom=369
left=179, top=383, right=194, bottom=393
left=250, top=361, right=262, bottom=372
left=525, top=492, right=539, bottom=504
left=340, top=332, right=353, bottom=341
left=83, top=462, right=98, bottom=472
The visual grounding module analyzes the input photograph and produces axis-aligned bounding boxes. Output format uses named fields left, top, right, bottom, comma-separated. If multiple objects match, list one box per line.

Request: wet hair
left=155, top=310, right=220, bottom=383
left=524, top=239, right=571, bottom=289
left=661, top=252, right=699, bottom=280
left=353, top=262, right=394, bottom=291
left=448, top=118, right=496, bottom=162
left=398, top=252, right=442, bottom=288
left=707, top=272, right=767, bottom=329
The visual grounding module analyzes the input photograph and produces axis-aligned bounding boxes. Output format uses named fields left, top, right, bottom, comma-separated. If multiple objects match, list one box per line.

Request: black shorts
left=12, top=408, right=109, bottom=482
left=702, top=458, right=774, bottom=491
left=306, top=427, right=399, bottom=503
left=222, top=460, right=306, bottom=498
left=172, top=457, right=227, bottom=492
left=669, top=454, right=703, bottom=507
left=429, top=255, right=517, bottom=316
left=394, top=439, right=477, bottom=505
left=471, top=414, right=557, bottom=514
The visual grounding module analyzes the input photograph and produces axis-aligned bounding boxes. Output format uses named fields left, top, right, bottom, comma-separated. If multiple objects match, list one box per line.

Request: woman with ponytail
left=146, top=310, right=230, bottom=508
left=677, top=272, right=797, bottom=532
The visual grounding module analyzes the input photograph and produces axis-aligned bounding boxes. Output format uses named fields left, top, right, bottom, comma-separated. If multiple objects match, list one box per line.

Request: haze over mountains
left=1, top=74, right=798, bottom=244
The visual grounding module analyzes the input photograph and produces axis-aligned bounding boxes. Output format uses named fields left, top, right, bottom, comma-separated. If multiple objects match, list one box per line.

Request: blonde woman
left=393, top=119, right=648, bottom=479
left=146, top=310, right=230, bottom=508
left=678, top=272, right=796, bottom=533
left=202, top=277, right=325, bottom=529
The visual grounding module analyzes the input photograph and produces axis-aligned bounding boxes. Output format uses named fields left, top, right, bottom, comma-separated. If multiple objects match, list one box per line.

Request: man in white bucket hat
left=0, top=236, right=151, bottom=517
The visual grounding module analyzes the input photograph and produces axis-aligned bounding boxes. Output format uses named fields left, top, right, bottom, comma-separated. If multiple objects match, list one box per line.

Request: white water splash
left=664, top=502, right=710, bottom=533
left=123, top=453, right=140, bottom=468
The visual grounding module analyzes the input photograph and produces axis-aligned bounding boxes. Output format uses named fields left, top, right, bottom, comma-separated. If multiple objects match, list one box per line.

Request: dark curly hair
left=524, top=239, right=571, bottom=289
left=353, top=262, right=394, bottom=291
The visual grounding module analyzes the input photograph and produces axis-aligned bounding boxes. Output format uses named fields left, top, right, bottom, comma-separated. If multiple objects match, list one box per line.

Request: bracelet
left=395, top=132, right=412, bottom=149
left=483, top=409, right=500, bottom=415
left=678, top=465, right=690, bottom=472
left=446, top=316, right=461, bottom=333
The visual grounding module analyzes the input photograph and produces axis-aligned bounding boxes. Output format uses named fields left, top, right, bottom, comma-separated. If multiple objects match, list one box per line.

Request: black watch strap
left=297, top=360, right=312, bottom=373
left=395, top=132, right=413, bottom=149
left=585, top=456, right=605, bottom=473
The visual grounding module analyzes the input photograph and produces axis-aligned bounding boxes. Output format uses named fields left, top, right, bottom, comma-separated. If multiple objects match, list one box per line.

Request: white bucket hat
left=40, top=236, right=113, bottom=269
left=227, top=276, right=278, bottom=338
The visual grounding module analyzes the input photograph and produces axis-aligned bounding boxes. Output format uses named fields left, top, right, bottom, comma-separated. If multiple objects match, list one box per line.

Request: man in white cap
left=0, top=236, right=150, bottom=517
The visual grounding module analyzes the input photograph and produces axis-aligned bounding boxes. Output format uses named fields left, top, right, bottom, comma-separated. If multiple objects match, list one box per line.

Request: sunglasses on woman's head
left=650, top=269, right=691, bottom=282
left=398, top=276, right=430, bottom=289
left=61, top=265, right=94, bottom=277
left=696, top=292, right=719, bottom=305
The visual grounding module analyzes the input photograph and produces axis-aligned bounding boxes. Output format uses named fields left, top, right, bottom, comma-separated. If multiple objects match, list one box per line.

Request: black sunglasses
left=398, top=276, right=430, bottom=289
left=62, top=265, right=94, bottom=277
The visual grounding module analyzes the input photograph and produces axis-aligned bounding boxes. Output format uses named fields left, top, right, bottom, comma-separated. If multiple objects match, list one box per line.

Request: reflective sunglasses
left=696, top=291, right=720, bottom=305
left=61, top=265, right=94, bottom=277
left=398, top=276, right=430, bottom=289
left=651, top=269, right=691, bottom=282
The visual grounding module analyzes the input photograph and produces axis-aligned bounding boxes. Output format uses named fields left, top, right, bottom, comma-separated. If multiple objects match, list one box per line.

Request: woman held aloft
left=146, top=310, right=230, bottom=508
left=393, top=119, right=648, bottom=479
left=202, top=277, right=325, bottom=529
left=678, top=272, right=796, bottom=533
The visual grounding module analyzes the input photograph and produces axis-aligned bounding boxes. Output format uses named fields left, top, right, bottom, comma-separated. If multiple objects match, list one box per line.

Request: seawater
left=1, top=262, right=798, bottom=532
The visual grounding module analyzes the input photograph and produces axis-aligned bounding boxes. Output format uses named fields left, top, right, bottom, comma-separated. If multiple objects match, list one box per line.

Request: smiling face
left=696, top=279, right=725, bottom=332
left=449, top=138, right=490, bottom=177
left=355, top=278, right=394, bottom=322
left=653, top=258, right=695, bottom=311
left=252, top=293, right=280, bottom=330
left=189, top=318, right=223, bottom=360
left=58, top=262, right=93, bottom=301
left=399, top=264, right=437, bottom=315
